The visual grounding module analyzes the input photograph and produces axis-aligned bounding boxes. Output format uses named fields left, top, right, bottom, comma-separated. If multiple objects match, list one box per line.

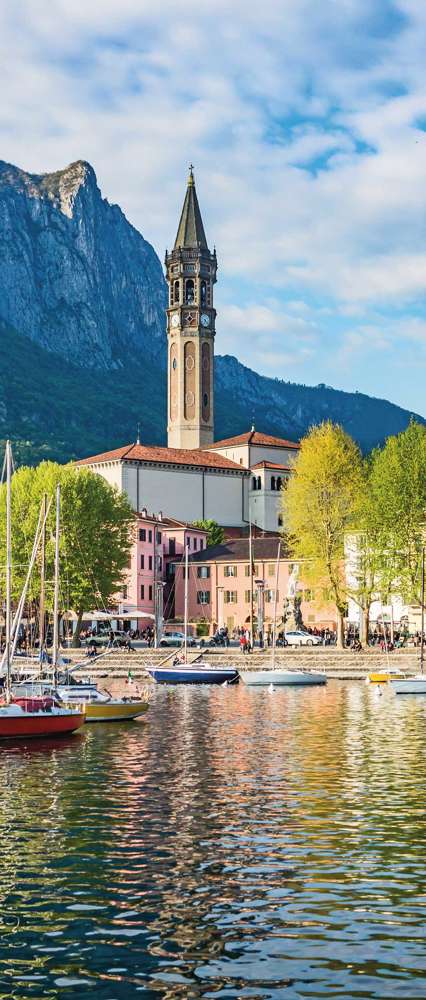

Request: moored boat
left=239, top=668, right=326, bottom=687
left=147, top=663, right=238, bottom=685
left=391, top=675, right=426, bottom=694
left=0, top=701, right=84, bottom=739
left=14, top=680, right=149, bottom=723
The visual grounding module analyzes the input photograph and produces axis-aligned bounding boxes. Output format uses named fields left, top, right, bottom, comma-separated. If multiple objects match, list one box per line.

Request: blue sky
left=1, top=0, right=425, bottom=414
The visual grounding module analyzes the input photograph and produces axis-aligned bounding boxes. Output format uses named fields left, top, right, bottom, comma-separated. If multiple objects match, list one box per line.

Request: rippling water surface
left=1, top=681, right=426, bottom=998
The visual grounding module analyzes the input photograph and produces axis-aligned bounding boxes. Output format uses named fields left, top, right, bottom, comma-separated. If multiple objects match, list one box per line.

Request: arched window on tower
left=173, top=279, right=180, bottom=304
left=252, top=477, right=257, bottom=491
left=201, top=279, right=207, bottom=305
left=276, top=477, right=282, bottom=491
left=271, top=476, right=276, bottom=491
left=257, top=476, right=261, bottom=491
left=185, top=278, right=195, bottom=304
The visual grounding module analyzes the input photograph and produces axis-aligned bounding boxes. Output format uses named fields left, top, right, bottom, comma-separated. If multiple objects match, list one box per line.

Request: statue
left=287, top=564, right=299, bottom=599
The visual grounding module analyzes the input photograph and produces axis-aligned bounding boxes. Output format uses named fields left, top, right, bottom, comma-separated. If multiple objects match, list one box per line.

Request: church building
left=76, top=169, right=300, bottom=532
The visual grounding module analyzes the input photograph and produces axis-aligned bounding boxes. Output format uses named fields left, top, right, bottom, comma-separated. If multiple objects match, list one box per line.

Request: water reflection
left=0, top=683, right=425, bottom=997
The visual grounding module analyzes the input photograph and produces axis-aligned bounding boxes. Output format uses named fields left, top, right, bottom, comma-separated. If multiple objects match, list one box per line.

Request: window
left=169, top=538, right=176, bottom=556
left=197, top=591, right=210, bottom=605
left=139, top=528, right=146, bottom=542
left=197, top=566, right=210, bottom=579
left=173, top=279, right=180, bottom=304
left=193, top=537, right=197, bottom=550
left=140, top=584, right=145, bottom=599
left=271, top=476, right=276, bottom=491
left=257, top=476, right=261, bottom=490
left=148, top=529, right=152, bottom=543
left=158, top=556, right=163, bottom=573
left=122, top=585, right=127, bottom=599
left=276, top=477, right=282, bottom=491
left=278, top=514, right=283, bottom=527
left=167, top=563, right=176, bottom=578
left=252, top=477, right=257, bottom=491
left=244, top=590, right=251, bottom=603
left=265, top=589, right=279, bottom=603
left=185, top=278, right=195, bottom=304
left=149, top=585, right=153, bottom=601
left=224, top=591, right=237, bottom=604
left=140, top=554, right=145, bottom=570
left=201, top=279, right=207, bottom=304
left=156, top=531, right=162, bottom=544
left=268, top=564, right=275, bottom=576
left=149, top=555, right=153, bottom=571
left=245, top=564, right=258, bottom=577
left=224, top=565, right=237, bottom=577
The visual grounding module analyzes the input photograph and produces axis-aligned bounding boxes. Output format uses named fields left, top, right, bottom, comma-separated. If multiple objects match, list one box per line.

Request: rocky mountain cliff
left=0, top=158, right=423, bottom=462
left=0, top=160, right=166, bottom=367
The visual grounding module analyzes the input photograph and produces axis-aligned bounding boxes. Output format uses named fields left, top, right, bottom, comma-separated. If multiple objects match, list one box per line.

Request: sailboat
left=0, top=448, right=85, bottom=739
left=391, top=549, right=426, bottom=694
left=14, top=482, right=149, bottom=723
left=146, top=538, right=238, bottom=684
left=239, top=541, right=327, bottom=687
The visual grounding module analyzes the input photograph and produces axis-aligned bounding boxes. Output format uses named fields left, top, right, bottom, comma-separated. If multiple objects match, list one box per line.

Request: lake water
left=0, top=681, right=425, bottom=999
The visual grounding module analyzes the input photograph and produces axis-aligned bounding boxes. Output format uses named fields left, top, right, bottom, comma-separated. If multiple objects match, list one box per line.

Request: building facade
left=174, top=536, right=337, bottom=635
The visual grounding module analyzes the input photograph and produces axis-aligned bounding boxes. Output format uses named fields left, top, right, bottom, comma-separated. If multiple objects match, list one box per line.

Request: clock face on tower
left=171, top=313, right=180, bottom=328
left=200, top=313, right=210, bottom=328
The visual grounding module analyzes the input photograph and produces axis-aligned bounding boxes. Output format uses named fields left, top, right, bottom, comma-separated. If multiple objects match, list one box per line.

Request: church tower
left=166, top=168, right=217, bottom=450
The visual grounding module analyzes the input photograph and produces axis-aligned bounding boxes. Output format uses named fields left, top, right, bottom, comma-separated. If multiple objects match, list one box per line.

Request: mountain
left=0, top=158, right=423, bottom=463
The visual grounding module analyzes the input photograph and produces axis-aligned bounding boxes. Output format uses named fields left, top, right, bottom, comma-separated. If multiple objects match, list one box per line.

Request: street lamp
left=255, top=578, right=265, bottom=648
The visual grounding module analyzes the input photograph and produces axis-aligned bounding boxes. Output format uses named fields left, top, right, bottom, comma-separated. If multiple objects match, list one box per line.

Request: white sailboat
left=239, top=541, right=327, bottom=687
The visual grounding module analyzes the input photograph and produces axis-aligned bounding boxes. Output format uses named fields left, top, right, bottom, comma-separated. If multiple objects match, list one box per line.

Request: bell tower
left=166, top=167, right=217, bottom=450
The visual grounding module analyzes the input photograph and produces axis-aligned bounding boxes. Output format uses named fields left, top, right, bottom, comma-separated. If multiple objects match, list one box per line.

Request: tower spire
left=174, top=167, right=208, bottom=250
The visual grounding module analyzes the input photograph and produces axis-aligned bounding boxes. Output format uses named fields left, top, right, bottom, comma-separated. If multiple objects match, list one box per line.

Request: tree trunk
left=360, top=606, right=369, bottom=646
left=71, top=609, right=84, bottom=648
left=336, top=612, right=345, bottom=649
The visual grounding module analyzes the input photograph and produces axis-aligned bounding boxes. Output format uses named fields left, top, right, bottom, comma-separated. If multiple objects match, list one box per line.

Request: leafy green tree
left=366, top=421, right=426, bottom=606
left=282, top=422, right=364, bottom=646
left=0, top=461, right=134, bottom=644
left=192, top=519, right=225, bottom=548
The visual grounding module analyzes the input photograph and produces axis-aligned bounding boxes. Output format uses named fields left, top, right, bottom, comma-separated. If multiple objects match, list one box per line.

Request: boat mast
left=249, top=518, right=254, bottom=648
left=52, top=484, right=60, bottom=680
left=39, top=493, right=47, bottom=659
left=184, top=534, right=188, bottom=663
left=5, top=441, right=12, bottom=701
left=421, top=546, right=425, bottom=675
left=271, top=540, right=281, bottom=671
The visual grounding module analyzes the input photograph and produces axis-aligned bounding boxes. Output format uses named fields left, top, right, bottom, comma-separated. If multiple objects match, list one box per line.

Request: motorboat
left=239, top=668, right=326, bottom=687
left=391, top=675, right=426, bottom=694
left=147, top=662, right=238, bottom=685
left=0, top=698, right=84, bottom=739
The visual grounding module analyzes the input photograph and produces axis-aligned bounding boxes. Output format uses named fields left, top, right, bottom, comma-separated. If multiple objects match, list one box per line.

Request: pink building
left=174, top=536, right=336, bottom=636
left=117, top=510, right=208, bottom=628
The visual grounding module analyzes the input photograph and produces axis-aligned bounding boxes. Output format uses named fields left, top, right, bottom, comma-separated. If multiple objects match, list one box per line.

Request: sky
left=1, top=0, right=425, bottom=415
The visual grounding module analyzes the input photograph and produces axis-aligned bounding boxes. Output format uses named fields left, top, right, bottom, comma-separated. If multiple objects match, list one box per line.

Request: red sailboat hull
left=0, top=712, right=85, bottom=740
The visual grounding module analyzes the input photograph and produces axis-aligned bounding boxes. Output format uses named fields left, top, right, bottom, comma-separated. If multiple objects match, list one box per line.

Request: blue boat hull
left=147, top=667, right=238, bottom=685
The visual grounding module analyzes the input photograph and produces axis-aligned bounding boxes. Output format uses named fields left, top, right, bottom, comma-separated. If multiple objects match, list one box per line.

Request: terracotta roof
left=76, top=443, right=248, bottom=473
left=207, top=430, right=300, bottom=450
left=251, top=461, right=293, bottom=471
left=188, top=535, right=289, bottom=563
left=135, top=512, right=208, bottom=532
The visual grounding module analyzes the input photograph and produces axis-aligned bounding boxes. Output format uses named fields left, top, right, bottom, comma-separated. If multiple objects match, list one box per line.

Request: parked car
left=81, top=630, right=126, bottom=647
left=160, top=631, right=196, bottom=647
left=284, top=630, right=322, bottom=647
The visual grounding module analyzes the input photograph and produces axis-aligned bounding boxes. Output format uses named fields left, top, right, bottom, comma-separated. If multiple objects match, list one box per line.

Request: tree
left=192, top=519, right=225, bottom=548
left=366, top=421, right=426, bottom=606
left=0, top=461, right=134, bottom=644
left=282, top=422, right=364, bottom=646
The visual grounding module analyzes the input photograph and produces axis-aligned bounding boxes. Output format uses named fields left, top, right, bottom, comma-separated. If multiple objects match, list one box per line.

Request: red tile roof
left=75, top=443, right=248, bottom=472
left=251, top=461, right=293, bottom=471
left=206, top=430, right=300, bottom=450
left=188, top=535, right=289, bottom=563
left=135, top=512, right=208, bottom=531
